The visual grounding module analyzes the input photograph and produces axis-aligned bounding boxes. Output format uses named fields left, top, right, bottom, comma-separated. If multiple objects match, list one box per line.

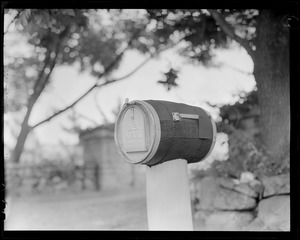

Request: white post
left=146, top=159, right=193, bottom=230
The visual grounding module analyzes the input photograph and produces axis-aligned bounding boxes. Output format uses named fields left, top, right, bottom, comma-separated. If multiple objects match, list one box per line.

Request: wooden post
left=146, top=159, right=193, bottom=230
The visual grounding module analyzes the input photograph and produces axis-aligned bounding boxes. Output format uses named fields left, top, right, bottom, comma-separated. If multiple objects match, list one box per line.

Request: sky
left=4, top=43, right=255, bottom=146
left=4, top=10, right=256, bottom=165
left=28, top=44, right=255, bottom=144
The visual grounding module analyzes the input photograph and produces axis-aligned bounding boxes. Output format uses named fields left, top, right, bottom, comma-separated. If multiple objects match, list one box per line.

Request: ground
left=5, top=187, right=148, bottom=230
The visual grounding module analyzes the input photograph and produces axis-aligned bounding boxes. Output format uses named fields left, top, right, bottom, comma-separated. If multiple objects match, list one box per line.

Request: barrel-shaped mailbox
left=114, top=100, right=217, bottom=167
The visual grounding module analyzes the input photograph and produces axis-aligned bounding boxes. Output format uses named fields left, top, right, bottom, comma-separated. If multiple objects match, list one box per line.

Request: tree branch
left=31, top=54, right=153, bottom=129
left=31, top=30, right=139, bottom=129
left=95, top=29, right=141, bottom=81
left=216, top=61, right=253, bottom=75
left=31, top=83, right=98, bottom=129
left=32, top=49, right=52, bottom=95
left=72, top=110, right=100, bottom=126
left=31, top=70, right=136, bottom=129
left=92, top=52, right=156, bottom=123
left=111, top=53, right=153, bottom=82
left=31, top=32, right=185, bottom=129
left=33, top=50, right=58, bottom=100
left=4, top=9, right=23, bottom=35
left=31, top=26, right=71, bottom=106
left=207, top=9, right=255, bottom=60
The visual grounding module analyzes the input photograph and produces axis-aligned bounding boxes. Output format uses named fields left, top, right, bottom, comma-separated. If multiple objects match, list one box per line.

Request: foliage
left=213, top=126, right=290, bottom=178
left=218, top=89, right=259, bottom=129
left=147, top=10, right=291, bottom=177
left=4, top=58, right=39, bottom=112
left=215, top=90, right=289, bottom=178
left=147, top=9, right=258, bottom=67
left=5, top=9, right=88, bottom=111
left=157, top=67, right=180, bottom=91
left=4, top=9, right=159, bottom=112
left=5, top=9, right=291, bottom=170
left=5, top=9, right=176, bottom=163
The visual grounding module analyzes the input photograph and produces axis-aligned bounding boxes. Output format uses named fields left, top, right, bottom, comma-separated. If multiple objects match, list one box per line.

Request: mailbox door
left=115, top=101, right=161, bottom=164
left=121, top=106, right=148, bottom=153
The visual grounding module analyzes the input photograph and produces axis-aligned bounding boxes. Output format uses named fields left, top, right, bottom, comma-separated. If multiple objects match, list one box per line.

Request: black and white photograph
left=2, top=5, right=296, bottom=234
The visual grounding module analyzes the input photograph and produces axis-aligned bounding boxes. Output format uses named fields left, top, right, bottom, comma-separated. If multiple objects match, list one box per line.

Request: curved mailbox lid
left=114, top=100, right=161, bottom=165
left=121, top=106, right=148, bottom=153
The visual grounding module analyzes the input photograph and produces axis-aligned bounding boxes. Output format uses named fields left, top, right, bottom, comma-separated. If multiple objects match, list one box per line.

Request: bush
left=213, top=125, right=290, bottom=179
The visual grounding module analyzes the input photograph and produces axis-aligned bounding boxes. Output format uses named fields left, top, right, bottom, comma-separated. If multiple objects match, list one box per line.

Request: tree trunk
left=11, top=62, right=54, bottom=163
left=10, top=101, right=34, bottom=163
left=253, top=10, right=290, bottom=165
left=11, top=71, right=51, bottom=163
left=10, top=25, right=71, bottom=164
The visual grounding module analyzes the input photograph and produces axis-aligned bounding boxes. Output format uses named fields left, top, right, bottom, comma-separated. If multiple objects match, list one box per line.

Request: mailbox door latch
left=172, top=112, right=199, bottom=121
left=172, top=112, right=211, bottom=139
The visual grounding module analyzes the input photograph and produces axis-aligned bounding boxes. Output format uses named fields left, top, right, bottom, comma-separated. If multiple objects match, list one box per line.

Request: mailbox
left=114, top=99, right=216, bottom=167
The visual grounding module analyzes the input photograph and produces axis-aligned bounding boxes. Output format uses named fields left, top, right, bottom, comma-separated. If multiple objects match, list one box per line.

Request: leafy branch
left=208, top=9, right=255, bottom=60
left=4, top=9, right=24, bottom=35
left=31, top=32, right=184, bottom=129
left=31, top=50, right=154, bottom=129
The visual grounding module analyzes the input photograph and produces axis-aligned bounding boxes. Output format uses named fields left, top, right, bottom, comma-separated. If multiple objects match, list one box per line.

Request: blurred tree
left=6, top=9, right=85, bottom=163
left=147, top=9, right=291, bottom=172
left=4, top=9, right=169, bottom=163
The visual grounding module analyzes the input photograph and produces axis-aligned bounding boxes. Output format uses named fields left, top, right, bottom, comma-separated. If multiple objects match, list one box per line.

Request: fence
left=5, top=161, right=100, bottom=195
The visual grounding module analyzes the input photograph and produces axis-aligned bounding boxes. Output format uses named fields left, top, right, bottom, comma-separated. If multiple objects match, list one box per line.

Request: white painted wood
left=146, top=159, right=193, bottom=230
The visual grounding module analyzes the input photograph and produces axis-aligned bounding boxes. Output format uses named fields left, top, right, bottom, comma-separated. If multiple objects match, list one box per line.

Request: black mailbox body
left=114, top=100, right=216, bottom=167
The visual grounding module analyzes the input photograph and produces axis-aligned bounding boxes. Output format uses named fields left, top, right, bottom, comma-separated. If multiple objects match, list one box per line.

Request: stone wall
left=191, top=173, right=290, bottom=231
